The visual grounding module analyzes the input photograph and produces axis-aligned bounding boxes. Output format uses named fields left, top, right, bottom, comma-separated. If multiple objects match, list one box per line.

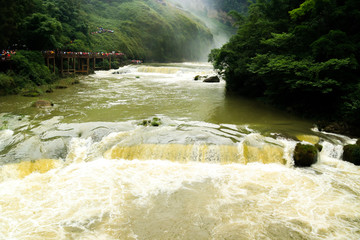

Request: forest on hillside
left=0, top=0, right=216, bottom=61
left=210, top=0, right=360, bottom=130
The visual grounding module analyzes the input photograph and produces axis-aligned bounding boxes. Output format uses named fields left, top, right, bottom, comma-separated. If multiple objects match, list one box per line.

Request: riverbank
left=0, top=50, right=128, bottom=96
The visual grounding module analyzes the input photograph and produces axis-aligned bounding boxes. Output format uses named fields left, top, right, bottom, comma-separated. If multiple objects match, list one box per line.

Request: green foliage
left=12, top=51, right=54, bottom=85
left=0, top=51, right=56, bottom=94
left=0, top=0, right=39, bottom=49
left=67, top=39, right=90, bottom=52
left=140, top=117, right=162, bottom=127
left=21, top=13, right=63, bottom=50
left=210, top=0, right=360, bottom=123
left=0, top=73, right=15, bottom=93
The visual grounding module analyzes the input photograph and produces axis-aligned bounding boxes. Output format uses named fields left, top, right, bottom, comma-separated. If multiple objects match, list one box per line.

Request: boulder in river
left=343, top=143, right=360, bottom=165
left=296, top=135, right=320, bottom=145
left=55, top=85, right=68, bottom=89
left=293, top=143, right=318, bottom=167
left=194, top=75, right=207, bottom=81
left=33, top=100, right=53, bottom=108
left=203, top=76, right=220, bottom=83
left=140, top=117, right=162, bottom=127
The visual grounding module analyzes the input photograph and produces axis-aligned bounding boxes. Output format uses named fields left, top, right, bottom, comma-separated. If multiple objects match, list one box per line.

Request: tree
left=210, top=0, right=360, bottom=123
left=0, top=0, right=38, bottom=49
left=21, top=13, right=63, bottom=50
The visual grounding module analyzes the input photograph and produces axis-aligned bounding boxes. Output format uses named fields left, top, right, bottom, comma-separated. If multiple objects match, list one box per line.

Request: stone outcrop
left=293, top=143, right=318, bottom=167
left=194, top=75, right=207, bottom=81
left=33, top=100, right=53, bottom=108
left=203, top=76, right=220, bottom=83
left=343, top=141, right=360, bottom=165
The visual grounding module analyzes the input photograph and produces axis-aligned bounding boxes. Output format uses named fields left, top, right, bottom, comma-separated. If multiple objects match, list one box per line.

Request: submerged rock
left=203, top=76, right=220, bottom=83
left=194, top=75, right=207, bottom=81
left=55, top=85, right=68, bottom=89
left=140, top=117, right=162, bottom=127
left=296, top=135, right=320, bottom=145
left=343, top=143, right=360, bottom=165
left=293, top=143, right=318, bottom=167
left=33, top=100, right=53, bottom=108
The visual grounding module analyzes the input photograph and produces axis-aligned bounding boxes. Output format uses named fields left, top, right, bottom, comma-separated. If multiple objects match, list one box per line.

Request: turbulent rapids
left=0, top=63, right=359, bottom=239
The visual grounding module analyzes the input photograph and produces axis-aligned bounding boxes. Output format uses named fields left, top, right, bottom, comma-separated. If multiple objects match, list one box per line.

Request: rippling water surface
left=0, top=63, right=359, bottom=239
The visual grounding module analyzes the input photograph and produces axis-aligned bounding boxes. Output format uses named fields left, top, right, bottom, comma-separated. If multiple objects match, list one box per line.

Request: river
left=0, top=62, right=359, bottom=239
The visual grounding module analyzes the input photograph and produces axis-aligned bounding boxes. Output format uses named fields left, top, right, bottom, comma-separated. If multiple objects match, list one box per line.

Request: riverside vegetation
left=209, top=0, right=360, bottom=135
left=1, top=0, right=359, bottom=137
left=1, top=0, right=231, bottom=94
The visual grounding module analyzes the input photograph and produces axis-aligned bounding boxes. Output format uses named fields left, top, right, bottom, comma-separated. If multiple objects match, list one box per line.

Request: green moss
left=140, top=117, right=162, bottom=127
left=0, top=121, right=9, bottom=130
left=293, top=143, right=318, bottom=167
left=22, top=89, right=43, bottom=97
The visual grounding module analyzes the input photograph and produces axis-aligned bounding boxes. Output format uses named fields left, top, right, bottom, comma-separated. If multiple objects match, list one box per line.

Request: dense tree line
left=0, top=0, right=88, bottom=51
left=210, top=0, right=360, bottom=125
left=0, top=0, right=89, bottom=94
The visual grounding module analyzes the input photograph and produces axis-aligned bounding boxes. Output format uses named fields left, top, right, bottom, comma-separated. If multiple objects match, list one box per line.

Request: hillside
left=1, top=0, right=215, bottom=62
left=83, top=0, right=215, bottom=61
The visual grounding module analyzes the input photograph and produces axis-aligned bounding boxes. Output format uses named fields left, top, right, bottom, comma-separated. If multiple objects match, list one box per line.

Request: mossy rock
left=32, top=100, right=54, bottom=108
left=151, top=117, right=161, bottom=126
left=343, top=144, right=360, bottom=165
left=356, top=139, right=360, bottom=146
left=141, top=119, right=152, bottom=126
left=140, top=117, right=161, bottom=127
left=293, top=143, right=318, bottom=167
left=203, top=76, right=220, bottom=83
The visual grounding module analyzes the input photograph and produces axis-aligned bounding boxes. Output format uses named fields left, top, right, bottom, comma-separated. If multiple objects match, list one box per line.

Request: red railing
left=43, top=51, right=125, bottom=58
left=0, top=50, right=16, bottom=61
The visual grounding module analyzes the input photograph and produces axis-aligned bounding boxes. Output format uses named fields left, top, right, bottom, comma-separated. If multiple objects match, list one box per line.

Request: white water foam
left=0, top=156, right=359, bottom=240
